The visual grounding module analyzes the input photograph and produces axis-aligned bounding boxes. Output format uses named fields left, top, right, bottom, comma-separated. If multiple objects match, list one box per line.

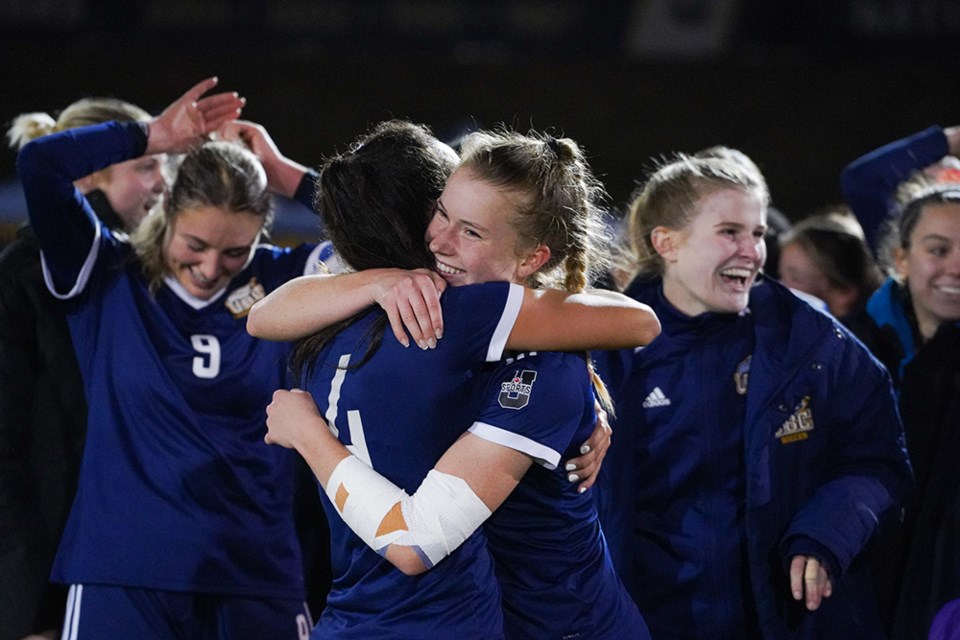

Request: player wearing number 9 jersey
left=17, top=79, right=330, bottom=638
left=252, top=124, right=658, bottom=639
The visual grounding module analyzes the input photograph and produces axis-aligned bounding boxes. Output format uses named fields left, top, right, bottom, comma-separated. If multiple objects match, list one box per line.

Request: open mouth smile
left=436, top=260, right=465, bottom=276
left=719, top=267, right=754, bottom=287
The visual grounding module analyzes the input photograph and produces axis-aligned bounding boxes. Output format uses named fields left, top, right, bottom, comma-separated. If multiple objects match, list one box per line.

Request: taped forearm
left=325, top=456, right=491, bottom=569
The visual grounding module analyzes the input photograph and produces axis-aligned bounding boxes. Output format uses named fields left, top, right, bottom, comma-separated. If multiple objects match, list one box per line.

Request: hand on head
left=145, top=77, right=245, bottom=155
left=218, top=120, right=278, bottom=162
left=218, top=119, right=310, bottom=198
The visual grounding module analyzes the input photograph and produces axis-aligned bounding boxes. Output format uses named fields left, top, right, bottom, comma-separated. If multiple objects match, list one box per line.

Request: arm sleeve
left=16, top=121, right=147, bottom=293
left=293, top=168, right=321, bottom=212
left=840, top=126, right=949, bottom=257
left=441, top=282, right=524, bottom=364
left=781, top=335, right=912, bottom=578
left=468, top=354, right=588, bottom=470
left=779, top=534, right=842, bottom=581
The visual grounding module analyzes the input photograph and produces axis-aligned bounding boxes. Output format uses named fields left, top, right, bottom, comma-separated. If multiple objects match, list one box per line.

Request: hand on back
left=374, top=268, right=447, bottom=350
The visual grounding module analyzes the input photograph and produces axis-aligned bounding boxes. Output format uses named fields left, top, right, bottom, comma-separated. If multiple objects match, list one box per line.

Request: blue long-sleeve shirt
left=840, top=125, right=949, bottom=257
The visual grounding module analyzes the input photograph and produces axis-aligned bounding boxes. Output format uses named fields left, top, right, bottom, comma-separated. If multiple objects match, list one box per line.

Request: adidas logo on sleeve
left=641, top=387, right=671, bottom=408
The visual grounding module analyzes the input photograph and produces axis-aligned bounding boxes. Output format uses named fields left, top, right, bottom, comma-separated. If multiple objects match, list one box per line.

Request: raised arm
left=509, top=287, right=660, bottom=351
left=840, top=125, right=959, bottom=257
left=248, top=269, right=660, bottom=351
left=17, top=77, right=244, bottom=292
left=217, top=120, right=311, bottom=199
left=246, top=268, right=446, bottom=347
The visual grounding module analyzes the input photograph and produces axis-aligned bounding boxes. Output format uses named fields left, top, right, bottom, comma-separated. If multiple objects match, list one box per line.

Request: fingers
left=146, top=78, right=244, bottom=155
left=383, top=304, right=410, bottom=348
left=182, top=76, right=220, bottom=103
left=789, top=555, right=833, bottom=611
left=789, top=556, right=805, bottom=602
left=379, top=271, right=446, bottom=350
left=397, top=296, right=433, bottom=350
left=566, top=454, right=601, bottom=493
left=423, top=273, right=445, bottom=340
left=198, top=96, right=245, bottom=128
left=196, top=90, right=243, bottom=112
left=563, top=411, right=613, bottom=493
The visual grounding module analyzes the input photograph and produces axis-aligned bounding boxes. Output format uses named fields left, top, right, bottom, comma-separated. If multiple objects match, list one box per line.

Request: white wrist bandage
left=325, top=456, right=491, bottom=568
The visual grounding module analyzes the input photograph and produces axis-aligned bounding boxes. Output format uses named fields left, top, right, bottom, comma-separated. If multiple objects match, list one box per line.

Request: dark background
left=2, top=0, right=959, bottom=244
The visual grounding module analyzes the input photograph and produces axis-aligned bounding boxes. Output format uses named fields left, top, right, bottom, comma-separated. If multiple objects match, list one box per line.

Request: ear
left=516, top=243, right=552, bottom=279
left=893, top=245, right=909, bottom=281
left=650, top=226, right=681, bottom=263
left=74, top=172, right=100, bottom=195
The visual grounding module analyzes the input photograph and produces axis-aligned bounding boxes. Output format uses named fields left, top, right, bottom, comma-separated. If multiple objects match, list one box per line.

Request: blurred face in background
left=91, top=154, right=167, bottom=232
left=897, top=202, right=960, bottom=341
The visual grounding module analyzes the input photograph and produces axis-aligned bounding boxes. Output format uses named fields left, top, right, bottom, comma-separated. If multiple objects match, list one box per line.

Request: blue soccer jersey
left=18, top=120, right=329, bottom=599
left=50, top=235, right=324, bottom=597
left=302, top=282, right=524, bottom=640
left=471, top=352, right=650, bottom=640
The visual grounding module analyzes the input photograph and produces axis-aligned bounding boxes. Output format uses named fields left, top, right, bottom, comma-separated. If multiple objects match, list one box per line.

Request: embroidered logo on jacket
left=225, top=277, right=266, bottom=319
left=642, top=386, right=671, bottom=408
left=734, top=355, right=751, bottom=395
left=774, top=395, right=814, bottom=444
left=498, top=369, right=538, bottom=410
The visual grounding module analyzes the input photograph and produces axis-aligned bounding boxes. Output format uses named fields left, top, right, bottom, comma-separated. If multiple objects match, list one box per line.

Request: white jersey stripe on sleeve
left=486, top=283, right=524, bottom=362
left=42, top=222, right=102, bottom=300
left=468, top=420, right=562, bottom=470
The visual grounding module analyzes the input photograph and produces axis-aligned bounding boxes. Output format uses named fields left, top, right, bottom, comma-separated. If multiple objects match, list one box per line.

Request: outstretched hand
left=145, top=77, right=245, bottom=155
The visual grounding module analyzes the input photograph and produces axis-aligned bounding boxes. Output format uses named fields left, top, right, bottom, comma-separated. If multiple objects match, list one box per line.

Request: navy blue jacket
left=866, top=279, right=960, bottom=639
left=596, top=275, right=911, bottom=640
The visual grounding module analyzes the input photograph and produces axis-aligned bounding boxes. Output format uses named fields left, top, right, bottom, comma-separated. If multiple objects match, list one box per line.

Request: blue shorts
left=61, top=584, right=313, bottom=640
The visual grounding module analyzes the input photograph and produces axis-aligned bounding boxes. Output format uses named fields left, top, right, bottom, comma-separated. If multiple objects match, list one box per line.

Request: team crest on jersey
left=774, top=395, right=814, bottom=444
left=734, top=355, right=751, bottom=395
left=225, top=277, right=266, bottom=318
left=498, top=369, right=537, bottom=410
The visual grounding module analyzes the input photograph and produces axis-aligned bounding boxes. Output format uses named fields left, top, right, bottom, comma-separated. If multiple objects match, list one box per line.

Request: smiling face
left=94, top=154, right=167, bottom=232
left=655, top=187, right=767, bottom=316
left=425, top=167, right=547, bottom=286
left=896, top=201, right=960, bottom=341
left=163, top=205, right=263, bottom=300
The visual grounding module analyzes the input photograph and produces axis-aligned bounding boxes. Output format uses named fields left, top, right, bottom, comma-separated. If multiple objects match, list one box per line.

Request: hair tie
left=546, top=136, right=561, bottom=156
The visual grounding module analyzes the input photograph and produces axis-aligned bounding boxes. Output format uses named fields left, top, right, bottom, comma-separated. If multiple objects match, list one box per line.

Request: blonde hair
left=626, top=152, right=770, bottom=280
left=7, top=97, right=150, bottom=150
left=459, top=127, right=615, bottom=411
left=458, top=128, right=612, bottom=293
left=131, top=140, right=272, bottom=292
